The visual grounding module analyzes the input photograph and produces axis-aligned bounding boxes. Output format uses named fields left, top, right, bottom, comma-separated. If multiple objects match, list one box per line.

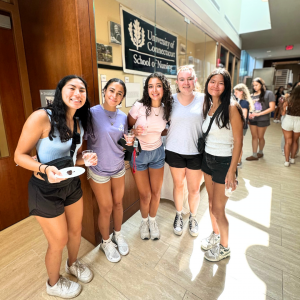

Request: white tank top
left=202, top=113, right=233, bottom=157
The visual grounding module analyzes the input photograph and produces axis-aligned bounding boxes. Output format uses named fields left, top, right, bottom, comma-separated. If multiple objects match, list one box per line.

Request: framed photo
left=109, top=21, right=121, bottom=45
left=179, top=43, right=186, bottom=55
left=96, top=43, right=113, bottom=63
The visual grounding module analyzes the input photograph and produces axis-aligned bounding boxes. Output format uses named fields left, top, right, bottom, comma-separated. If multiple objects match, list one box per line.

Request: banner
left=121, top=6, right=177, bottom=77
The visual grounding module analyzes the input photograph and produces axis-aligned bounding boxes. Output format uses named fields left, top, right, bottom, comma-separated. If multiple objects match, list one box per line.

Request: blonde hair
left=176, top=65, right=197, bottom=93
left=234, top=83, right=254, bottom=112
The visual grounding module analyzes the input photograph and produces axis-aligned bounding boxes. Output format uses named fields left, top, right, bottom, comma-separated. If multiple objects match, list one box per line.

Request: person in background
left=274, top=86, right=285, bottom=123
left=200, top=68, right=244, bottom=262
left=287, top=83, right=293, bottom=94
left=165, top=65, right=204, bottom=237
left=85, top=78, right=129, bottom=263
left=128, top=72, right=173, bottom=240
left=233, top=83, right=254, bottom=167
left=246, top=77, right=275, bottom=161
left=14, top=75, right=97, bottom=299
left=281, top=85, right=300, bottom=166
left=281, top=81, right=300, bottom=156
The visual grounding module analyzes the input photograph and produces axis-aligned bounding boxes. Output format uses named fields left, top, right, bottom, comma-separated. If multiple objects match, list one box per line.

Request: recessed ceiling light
left=267, top=50, right=271, bottom=53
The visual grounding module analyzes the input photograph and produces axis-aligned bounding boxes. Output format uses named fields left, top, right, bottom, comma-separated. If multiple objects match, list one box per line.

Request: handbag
left=37, top=114, right=81, bottom=183
left=117, top=137, right=142, bottom=161
left=198, top=105, right=222, bottom=154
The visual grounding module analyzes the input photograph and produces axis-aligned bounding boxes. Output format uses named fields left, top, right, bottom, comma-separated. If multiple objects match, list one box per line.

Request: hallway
left=0, top=122, right=300, bottom=300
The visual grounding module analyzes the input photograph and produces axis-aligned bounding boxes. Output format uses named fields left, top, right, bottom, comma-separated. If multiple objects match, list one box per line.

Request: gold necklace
left=153, top=106, right=161, bottom=116
left=102, top=105, right=118, bottom=126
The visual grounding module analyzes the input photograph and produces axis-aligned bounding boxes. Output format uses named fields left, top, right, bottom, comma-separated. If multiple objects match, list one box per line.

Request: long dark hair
left=203, top=69, right=244, bottom=129
left=139, top=72, right=173, bottom=121
left=46, top=75, right=93, bottom=142
left=288, top=85, right=300, bottom=116
left=102, top=78, right=127, bottom=104
left=252, top=77, right=266, bottom=103
left=292, top=81, right=300, bottom=91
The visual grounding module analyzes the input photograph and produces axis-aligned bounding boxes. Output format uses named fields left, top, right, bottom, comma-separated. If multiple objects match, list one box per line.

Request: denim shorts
left=130, top=144, right=165, bottom=171
left=201, top=152, right=232, bottom=184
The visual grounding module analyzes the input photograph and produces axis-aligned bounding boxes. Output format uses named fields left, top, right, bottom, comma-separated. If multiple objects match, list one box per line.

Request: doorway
left=0, top=13, right=31, bottom=230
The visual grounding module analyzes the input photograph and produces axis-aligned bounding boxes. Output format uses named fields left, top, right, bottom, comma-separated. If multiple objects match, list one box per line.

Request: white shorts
left=282, top=115, right=300, bottom=133
left=87, top=167, right=125, bottom=184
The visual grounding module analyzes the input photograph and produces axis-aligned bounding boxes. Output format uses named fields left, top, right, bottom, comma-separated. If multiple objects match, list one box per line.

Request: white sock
left=114, top=230, right=121, bottom=237
left=149, top=216, right=156, bottom=223
left=190, top=212, right=196, bottom=218
left=176, top=210, right=182, bottom=215
left=142, top=217, right=148, bottom=223
left=102, top=238, right=110, bottom=245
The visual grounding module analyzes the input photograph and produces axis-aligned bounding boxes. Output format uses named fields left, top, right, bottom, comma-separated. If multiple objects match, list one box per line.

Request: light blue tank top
left=36, top=110, right=84, bottom=165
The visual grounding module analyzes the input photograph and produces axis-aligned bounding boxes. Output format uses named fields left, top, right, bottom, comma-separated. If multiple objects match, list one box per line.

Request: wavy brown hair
left=139, top=72, right=173, bottom=121
left=288, top=85, right=300, bottom=116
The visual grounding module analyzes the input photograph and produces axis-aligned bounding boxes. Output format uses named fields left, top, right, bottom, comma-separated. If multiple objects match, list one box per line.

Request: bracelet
left=44, top=165, right=51, bottom=174
left=38, top=163, right=46, bottom=173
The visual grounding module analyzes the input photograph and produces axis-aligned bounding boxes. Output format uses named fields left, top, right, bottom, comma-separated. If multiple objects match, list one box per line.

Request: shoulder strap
left=70, top=118, right=80, bottom=158
left=203, top=105, right=222, bottom=138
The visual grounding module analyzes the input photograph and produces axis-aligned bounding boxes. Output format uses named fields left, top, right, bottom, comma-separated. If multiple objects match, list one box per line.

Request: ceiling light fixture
left=267, top=50, right=271, bottom=53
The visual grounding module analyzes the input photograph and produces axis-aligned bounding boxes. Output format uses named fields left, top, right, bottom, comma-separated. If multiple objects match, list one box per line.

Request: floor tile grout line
left=245, top=251, right=300, bottom=281
left=153, top=244, right=170, bottom=269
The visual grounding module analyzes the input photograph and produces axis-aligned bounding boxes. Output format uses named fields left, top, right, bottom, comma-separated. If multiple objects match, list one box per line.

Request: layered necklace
left=102, top=104, right=118, bottom=126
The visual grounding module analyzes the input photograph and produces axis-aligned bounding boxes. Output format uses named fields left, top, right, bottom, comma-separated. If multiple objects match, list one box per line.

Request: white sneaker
left=290, top=158, right=295, bottom=164
left=284, top=161, right=290, bottom=167
left=111, top=233, right=129, bottom=256
left=46, top=276, right=82, bottom=299
left=201, top=231, right=220, bottom=250
left=173, top=213, right=183, bottom=236
left=188, top=215, right=199, bottom=237
left=149, top=220, right=160, bottom=240
left=204, top=244, right=230, bottom=262
left=65, top=259, right=93, bottom=283
left=100, top=239, right=121, bottom=263
left=139, top=220, right=150, bottom=240
left=282, top=151, right=285, bottom=156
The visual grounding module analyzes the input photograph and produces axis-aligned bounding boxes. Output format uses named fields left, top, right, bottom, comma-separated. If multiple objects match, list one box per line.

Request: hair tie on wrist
left=44, top=165, right=51, bottom=174
left=39, top=163, right=46, bottom=173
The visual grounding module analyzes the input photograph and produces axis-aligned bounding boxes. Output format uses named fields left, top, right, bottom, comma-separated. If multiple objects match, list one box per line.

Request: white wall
left=240, top=0, right=271, bottom=34
left=192, top=0, right=242, bottom=48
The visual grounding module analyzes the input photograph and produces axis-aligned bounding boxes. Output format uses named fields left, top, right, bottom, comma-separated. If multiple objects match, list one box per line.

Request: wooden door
left=0, top=13, right=31, bottom=230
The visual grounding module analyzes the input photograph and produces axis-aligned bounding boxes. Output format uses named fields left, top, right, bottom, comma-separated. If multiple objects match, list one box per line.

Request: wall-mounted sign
left=285, top=45, right=294, bottom=51
left=120, top=6, right=177, bottom=78
left=40, top=90, right=55, bottom=107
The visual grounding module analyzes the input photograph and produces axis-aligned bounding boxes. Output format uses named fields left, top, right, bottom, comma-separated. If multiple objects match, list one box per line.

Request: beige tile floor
left=1, top=122, right=300, bottom=300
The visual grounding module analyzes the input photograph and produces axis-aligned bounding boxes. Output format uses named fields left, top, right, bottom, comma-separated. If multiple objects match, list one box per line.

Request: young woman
left=128, top=72, right=173, bottom=240
left=281, top=85, right=300, bottom=166
left=274, top=86, right=285, bottom=123
left=246, top=78, right=275, bottom=161
left=233, top=83, right=254, bottom=167
left=84, top=78, right=129, bottom=263
left=165, top=65, right=204, bottom=237
left=200, top=68, right=244, bottom=262
left=14, top=75, right=97, bottom=298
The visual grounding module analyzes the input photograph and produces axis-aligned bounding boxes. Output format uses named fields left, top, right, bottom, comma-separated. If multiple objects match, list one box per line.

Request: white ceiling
left=240, top=0, right=300, bottom=60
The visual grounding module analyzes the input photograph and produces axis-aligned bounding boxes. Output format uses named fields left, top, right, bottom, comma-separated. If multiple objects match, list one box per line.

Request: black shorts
left=249, top=119, right=270, bottom=127
left=201, top=152, right=232, bottom=184
left=28, top=175, right=83, bottom=218
left=165, top=149, right=202, bottom=170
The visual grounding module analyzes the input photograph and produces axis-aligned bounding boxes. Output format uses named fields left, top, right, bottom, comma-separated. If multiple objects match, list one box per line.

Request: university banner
left=120, top=6, right=177, bottom=77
